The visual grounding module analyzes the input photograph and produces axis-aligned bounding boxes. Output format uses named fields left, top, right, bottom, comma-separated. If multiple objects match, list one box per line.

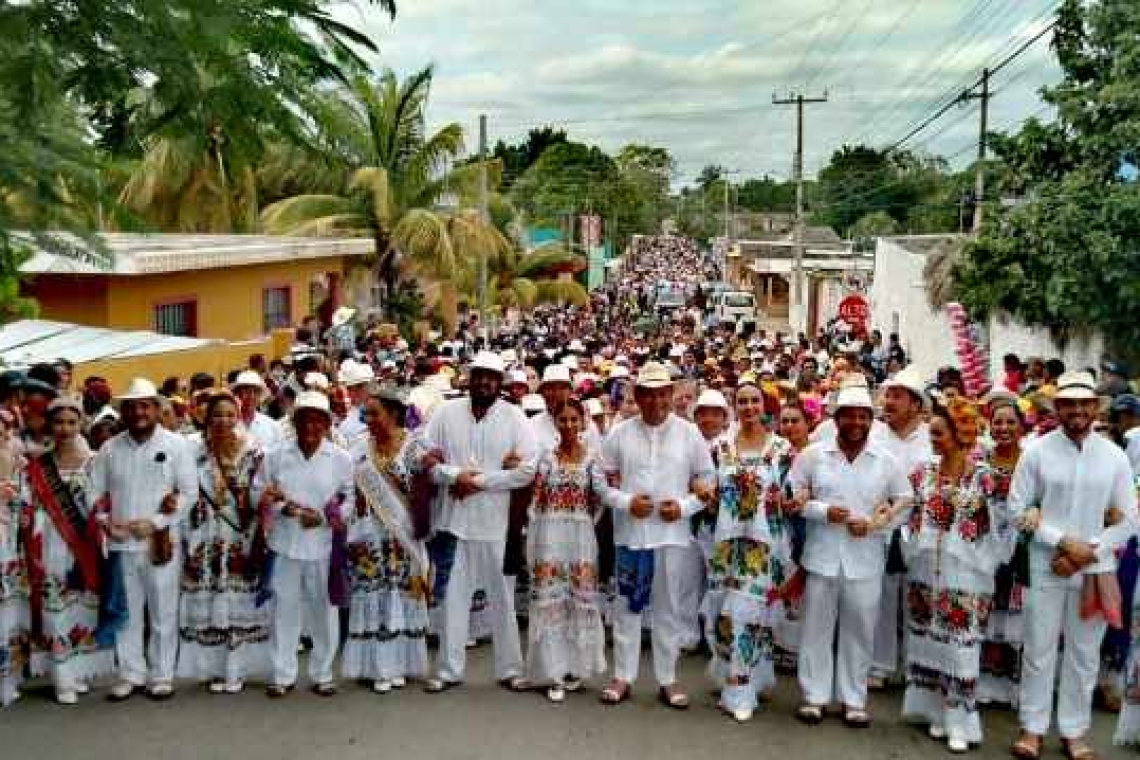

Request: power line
left=885, top=14, right=1059, bottom=151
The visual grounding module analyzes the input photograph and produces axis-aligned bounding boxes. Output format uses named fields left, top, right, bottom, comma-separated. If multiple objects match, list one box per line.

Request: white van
left=710, top=290, right=757, bottom=326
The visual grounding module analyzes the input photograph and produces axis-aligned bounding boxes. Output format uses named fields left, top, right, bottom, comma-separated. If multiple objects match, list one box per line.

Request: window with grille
left=262, top=286, right=292, bottom=332
left=153, top=300, right=197, bottom=337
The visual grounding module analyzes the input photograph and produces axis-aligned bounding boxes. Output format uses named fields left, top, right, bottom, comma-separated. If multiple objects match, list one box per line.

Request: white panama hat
left=469, top=350, right=506, bottom=375
left=115, top=377, right=160, bottom=403
left=1054, top=371, right=1098, bottom=401
left=293, top=390, right=332, bottom=418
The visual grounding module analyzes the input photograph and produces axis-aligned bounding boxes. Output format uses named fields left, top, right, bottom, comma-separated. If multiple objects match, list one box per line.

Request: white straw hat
left=541, top=364, right=572, bottom=386
left=635, top=361, right=673, bottom=389
left=1055, top=370, right=1098, bottom=401
left=231, top=370, right=267, bottom=393
left=880, top=364, right=929, bottom=408
left=469, top=350, right=506, bottom=375
left=115, top=378, right=160, bottom=402
left=833, top=385, right=875, bottom=411
left=293, top=390, right=332, bottom=419
left=694, top=389, right=730, bottom=412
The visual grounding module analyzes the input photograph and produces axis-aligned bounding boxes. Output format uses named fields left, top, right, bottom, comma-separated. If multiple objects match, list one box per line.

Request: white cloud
left=333, top=0, right=1062, bottom=181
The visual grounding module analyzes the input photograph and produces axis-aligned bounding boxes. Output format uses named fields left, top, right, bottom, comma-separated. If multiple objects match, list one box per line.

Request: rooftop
left=0, top=319, right=217, bottom=368
left=17, top=233, right=375, bottom=276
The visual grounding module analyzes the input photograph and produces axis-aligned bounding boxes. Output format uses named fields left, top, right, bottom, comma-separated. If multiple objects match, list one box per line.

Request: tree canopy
left=951, top=0, right=1140, bottom=357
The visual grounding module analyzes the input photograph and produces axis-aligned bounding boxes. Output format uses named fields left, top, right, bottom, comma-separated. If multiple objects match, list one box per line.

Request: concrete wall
left=870, top=238, right=1104, bottom=381
left=74, top=330, right=293, bottom=390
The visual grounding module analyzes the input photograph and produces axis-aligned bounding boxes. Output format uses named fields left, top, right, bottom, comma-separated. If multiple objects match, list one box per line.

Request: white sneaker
left=224, top=680, right=244, bottom=694
left=947, top=734, right=969, bottom=754
left=929, top=724, right=947, bottom=740
left=208, top=680, right=227, bottom=694
left=546, top=685, right=566, bottom=703
left=391, top=677, right=406, bottom=689
left=732, top=707, right=753, bottom=723
left=108, top=681, right=137, bottom=701
left=74, top=682, right=90, bottom=695
left=147, top=681, right=174, bottom=700
left=55, top=690, right=79, bottom=705
left=563, top=677, right=583, bottom=692
left=373, top=679, right=393, bottom=694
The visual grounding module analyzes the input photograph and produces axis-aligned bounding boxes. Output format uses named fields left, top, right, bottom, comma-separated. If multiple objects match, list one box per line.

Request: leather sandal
left=657, top=685, right=690, bottom=710
left=1010, top=732, right=1042, bottom=760
left=599, top=679, right=630, bottom=705
left=1060, top=737, right=1096, bottom=760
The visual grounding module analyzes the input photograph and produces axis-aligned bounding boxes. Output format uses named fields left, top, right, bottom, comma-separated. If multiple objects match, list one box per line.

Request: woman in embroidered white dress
left=705, top=382, right=794, bottom=723
left=901, top=399, right=1013, bottom=753
left=22, top=398, right=113, bottom=705
left=0, top=410, right=27, bottom=706
left=524, top=397, right=606, bottom=703
left=342, top=385, right=431, bottom=693
left=177, top=391, right=271, bottom=693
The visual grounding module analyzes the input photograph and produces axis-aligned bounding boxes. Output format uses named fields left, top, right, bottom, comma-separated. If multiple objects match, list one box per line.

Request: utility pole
left=477, top=114, right=489, bottom=328
left=962, top=68, right=990, bottom=233
left=774, top=91, right=827, bottom=334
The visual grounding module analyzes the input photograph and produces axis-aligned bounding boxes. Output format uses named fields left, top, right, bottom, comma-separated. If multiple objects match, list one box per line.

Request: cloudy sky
left=337, top=0, right=1061, bottom=184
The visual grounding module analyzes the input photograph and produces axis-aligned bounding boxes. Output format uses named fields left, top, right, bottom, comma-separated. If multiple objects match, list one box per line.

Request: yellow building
left=20, top=234, right=375, bottom=341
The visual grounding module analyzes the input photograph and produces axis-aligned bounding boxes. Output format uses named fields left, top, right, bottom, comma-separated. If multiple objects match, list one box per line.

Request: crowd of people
left=1, top=234, right=1139, bottom=760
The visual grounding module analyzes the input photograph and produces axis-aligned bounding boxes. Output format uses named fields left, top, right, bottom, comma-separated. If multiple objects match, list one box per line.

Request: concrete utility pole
left=962, top=68, right=990, bottom=233
left=773, top=91, right=827, bottom=334
left=477, top=114, right=489, bottom=326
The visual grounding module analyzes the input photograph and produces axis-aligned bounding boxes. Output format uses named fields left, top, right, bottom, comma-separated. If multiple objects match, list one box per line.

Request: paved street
left=0, top=643, right=1124, bottom=760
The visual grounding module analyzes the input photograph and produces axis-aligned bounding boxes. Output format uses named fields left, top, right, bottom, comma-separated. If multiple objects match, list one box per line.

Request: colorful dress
left=22, top=456, right=113, bottom=691
left=1115, top=539, right=1140, bottom=746
left=0, top=476, right=27, bottom=705
left=177, top=440, right=271, bottom=682
left=977, top=452, right=1027, bottom=706
left=524, top=449, right=607, bottom=683
left=705, top=434, right=794, bottom=714
left=342, top=434, right=431, bottom=682
left=901, top=462, right=1014, bottom=742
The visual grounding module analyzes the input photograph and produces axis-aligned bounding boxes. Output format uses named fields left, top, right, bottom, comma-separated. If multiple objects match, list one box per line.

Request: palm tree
left=260, top=66, right=488, bottom=316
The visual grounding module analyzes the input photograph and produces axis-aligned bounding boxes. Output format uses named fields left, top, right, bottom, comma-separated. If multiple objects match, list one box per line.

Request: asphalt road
left=0, top=643, right=1127, bottom=760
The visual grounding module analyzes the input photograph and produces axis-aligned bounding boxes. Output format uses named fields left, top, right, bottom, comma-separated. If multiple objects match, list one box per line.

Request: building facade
left=20, top=234, right=375, bottom=342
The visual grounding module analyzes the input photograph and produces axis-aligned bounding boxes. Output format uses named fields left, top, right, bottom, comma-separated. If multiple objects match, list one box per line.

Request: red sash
left=25, top=457, right=101, bottom=593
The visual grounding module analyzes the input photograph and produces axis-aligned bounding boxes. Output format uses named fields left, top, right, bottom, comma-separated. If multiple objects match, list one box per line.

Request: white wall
left=870, top=238, right=1105, bottom=382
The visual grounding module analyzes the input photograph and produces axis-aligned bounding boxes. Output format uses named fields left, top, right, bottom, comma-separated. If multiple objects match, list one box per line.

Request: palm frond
left=260, top=194, right=359, bottom=234
left=535, top=279, right=590, bottom=307
left=393, top=208, right=454, bottom=278
left=923, top=240, right=964, bottom=310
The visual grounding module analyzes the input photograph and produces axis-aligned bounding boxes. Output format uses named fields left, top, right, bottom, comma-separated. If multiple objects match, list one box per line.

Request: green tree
left=491, top=127, right=569, bottom=191
left=0, top=0, right=395, bottom=318
left=951, top=0, right=1140, bottom=358
left=260, top=66, right=486, bottom=320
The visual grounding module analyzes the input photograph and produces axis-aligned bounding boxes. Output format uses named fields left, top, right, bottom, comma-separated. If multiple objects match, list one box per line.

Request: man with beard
left=789, top=384, right=912, bottom=728
left=1009, top=372, right=1137, bottom=760
left=257, top=391, right=354, bottom=698
left=868, top=365, right=932, bottom=689
left=91, top=378, right=197, bottom=701
left=421, top=351, right=536, bottom=692
left=599, top=362, right=715, bottom=709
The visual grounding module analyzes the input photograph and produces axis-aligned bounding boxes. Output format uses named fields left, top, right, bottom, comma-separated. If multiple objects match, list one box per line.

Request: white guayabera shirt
left=788, top=438, right=912, bottom=580
left=89, top=427, right=198, bottom=553
left=601, top=413, right=715, bottom=550
left=1009, top=428, right=1138, bottom=586
left=424, top=397, right=538, bottom=542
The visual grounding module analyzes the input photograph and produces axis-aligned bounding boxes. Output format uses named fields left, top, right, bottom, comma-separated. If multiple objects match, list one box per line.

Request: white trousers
left=674, top=541, right=705, bottom=649
left=871, top=571, right=903, bottom=679
left=798, top=570, right=881, bottom=709
left=1019, top=583, right=1106, bottom=738
left=115, top=550, right=181, bottom=686
left=270, top=556, right=339, bottom=687
left=437, top=539, right=522, bottom=682
left=613, top=545, right=692, bottom=687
